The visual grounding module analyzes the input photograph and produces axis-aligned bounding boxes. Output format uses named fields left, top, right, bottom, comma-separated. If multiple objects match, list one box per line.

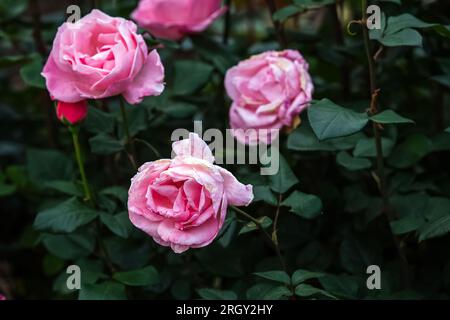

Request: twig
left=135, top=138, right=161, bottom=158
left=360, top=0, right=410, bottom=287
left=231, top=205, right=287, bottom=273
left=223, top=0, right=232, bottom=45
left=271, top=193, right=287, bottom=273
left=331, top=1, right=350, bottom=98
left=264, top=0, right=287, bottom=49
left=119, top=98, right=137, bottom=169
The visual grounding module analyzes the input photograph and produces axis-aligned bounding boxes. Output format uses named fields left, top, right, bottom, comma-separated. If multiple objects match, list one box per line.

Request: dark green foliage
left=1, top=0, right=450, bottom=301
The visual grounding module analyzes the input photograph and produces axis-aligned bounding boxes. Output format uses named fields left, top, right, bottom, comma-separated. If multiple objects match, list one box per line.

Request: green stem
left=271, top=194, right=287, bottom=273
left=231, top=205, right=287, bottom=273
left=119, top=98, right=137, bottom=169
left=70, top=126, right=92, bottom=204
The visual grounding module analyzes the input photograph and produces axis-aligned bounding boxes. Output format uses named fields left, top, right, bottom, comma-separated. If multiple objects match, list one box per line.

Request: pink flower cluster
left=41, top=3, right=314, bottom=252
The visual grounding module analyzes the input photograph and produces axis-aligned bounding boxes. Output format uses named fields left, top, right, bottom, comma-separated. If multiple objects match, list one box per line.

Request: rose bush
left=1, top=0, right=449, bottom=302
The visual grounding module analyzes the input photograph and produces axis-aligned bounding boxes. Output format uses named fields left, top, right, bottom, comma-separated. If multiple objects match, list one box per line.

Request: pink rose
left=0, top=294, right=5, bottom=300
left=42, top=9, right=164, bottom=105
left=131, top=0, right=226, bottom=41
left=128, top=133, right=253, bottom=253
left=56, top=100, right=88, bottom=125
left=225, top=50, right=314, bottom=145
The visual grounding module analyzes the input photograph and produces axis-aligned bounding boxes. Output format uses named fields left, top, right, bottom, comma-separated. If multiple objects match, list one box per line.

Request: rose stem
left=223, top=0, right=232, bottom=45
left=264, top=0, right=287, bottom=49
left=119, top=97, right=137, bottom=169
left=69, top=125, right=92, bottom=204
left=360, top=0, right=410, bottom=286
left=231, top=205, right=287, bottom=274
left=271, top=193, right=287, bottom=272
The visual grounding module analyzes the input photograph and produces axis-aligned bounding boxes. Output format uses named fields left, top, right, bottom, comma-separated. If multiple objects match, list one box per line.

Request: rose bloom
left=42, top=9, right=164, bottom=105
left=56, top=100, right=88, bottom=125
left=128, top=133, right=253, bottom=253
left=225, top=50, right=313, bottom=145
left=131, top=0, right=226, bottom=41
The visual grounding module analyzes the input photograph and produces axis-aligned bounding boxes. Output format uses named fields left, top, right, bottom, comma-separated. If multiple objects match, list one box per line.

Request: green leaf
left=113, top=266, right=160, bottom=287
left=42, top=254, right=65, bottom=276
left=378, top=28, right=422, bottom=47
left=431, top=75, right=450, bottom=88
left=104, top=237, right=151, bottom=270
left=173, top=61, right=214, bottom=95
left=391, top=214, right=426, bottom=235
left=0, top=183, right=16, bottom=197
left=126, top=106, right=148, bottom=136
left=0, top=0, right=28, bottom=21
left=76, top=258, right=107, bottom=285
left=282, top=191, right=322, bottom=219
left=239, top=216, right=272, bottom=235
left=27, top=149, right=73, bottom=185
left=100, top=186, right=128, bottom=204
left=373, top=13, right=435, bottom=47
left=385, top=14, right=433, bottom=35
left=388, top=134, right=431, bottom=168
left=79, top=281, right=126, bottom=300
left=191, top=35, right=239, bottom=74
left=84, top=107, right=115, bottom=134
left=197, top=288, right=237, bottom=300
left=319, top=275, right=359, bottom=299
left=336, top=151, right=371, bottom=171
left=370, top=110, right=414, bottom=124
left=424, top=197, right=450, bottom=221
left=287, top=124, right=364, bottom=152
left=254, top=271, right=291, bottom=285
left=446, top=127, right=450, bottom=133
left=0, top=54, right=32, bottom=68
left=20, top=54, right=45, bottom=88
left=308, top=99, right=369, bottom=140
left=291, top=269, right=324, bottom=286
left=42, top=232, right=96, bottom=260
left=34, top=198, right=98, bottom=233
left=433, top=24, right=450, bottom=39
left=353, top=137, right=395, bottom=158
left=163, top=102, right=198, bottom=119
left=295, top=283, right=336, bottom=299
left=246, top=283, right=291, bottom=300
left=340, top=237, right=380, bottom=274
left=268, top=154, right=298, bottom=193
left=89, top=133, right=123, bottom=155
left=273, top=5, right=303, bottom=22
left=44, top=180, right=83, bottom=197
left=100, top=212, right=133, bottom=239
left=419, top=215, right=450, bottom=242
left=252, top=186, right=277, bottom=206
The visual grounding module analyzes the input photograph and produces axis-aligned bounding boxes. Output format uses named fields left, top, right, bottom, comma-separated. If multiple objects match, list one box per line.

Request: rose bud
left=56, top=100, right=88, bottom=125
